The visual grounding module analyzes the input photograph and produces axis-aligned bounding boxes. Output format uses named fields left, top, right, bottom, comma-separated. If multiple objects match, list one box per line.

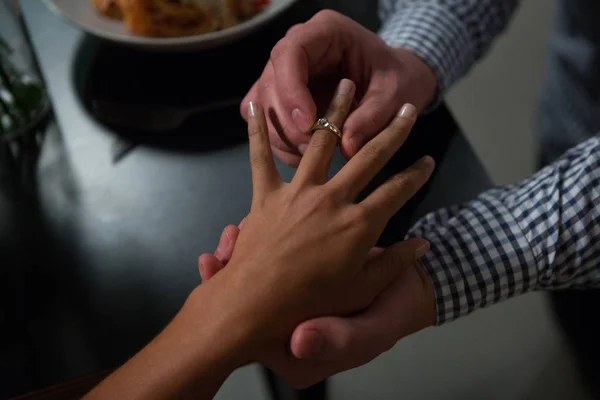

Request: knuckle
left=388, top=173, right=413, bottom=192
left=345, top=205, right=372, bottom=232
left=305, top=189, right=333, bottom=212
left=361, top=104, right=386, bottom=129
left=313, top=9, right=342, bottom=23
left=326, top=99, right=341, bottom=114
left=257, top=73, right=274, bottom=95
left=270, top=39, right=288, bottom=63
left=353, top=205, right=371, bottom=223
left=249, top=150, right=269, bottom=169
left=285, top=23, right=304, bottom=37
left=326, top=96, right=350, bottom=117
left=279, top=81, right=298, bottom=100
left=247, top=123, right=264, bottom=138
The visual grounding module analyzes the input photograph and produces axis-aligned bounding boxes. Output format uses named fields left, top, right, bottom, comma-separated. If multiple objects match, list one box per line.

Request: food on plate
left=92, top=0, right=270, bottom=38
left=93, top=0, right=122, bottom=18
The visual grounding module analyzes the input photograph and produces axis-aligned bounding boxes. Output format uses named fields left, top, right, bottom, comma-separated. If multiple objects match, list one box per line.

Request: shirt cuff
left=407, top=191, right=538, bottom=325
left=378, top=2, right=474, bottom=96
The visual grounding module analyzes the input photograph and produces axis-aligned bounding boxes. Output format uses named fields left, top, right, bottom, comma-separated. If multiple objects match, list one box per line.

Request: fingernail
left=399, top=103, right=417, bottom=119
left=415, top=242, right=431, bottom=259
left=337, top=78, right=354, bottom=96
left=304, top=330, right=324, bottom=358
left=249, top=101, right=257, bottom=117
left=292, top=108, right=312, bottom=132
left=420, top=155, right=435, bottom=168
left=215, top=231, right=231, bottom=258
left=298, top=143, right=308, bottom=154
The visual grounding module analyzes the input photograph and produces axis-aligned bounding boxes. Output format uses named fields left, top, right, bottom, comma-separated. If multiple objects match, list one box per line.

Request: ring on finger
left=311, top=117, right=342, bottom=144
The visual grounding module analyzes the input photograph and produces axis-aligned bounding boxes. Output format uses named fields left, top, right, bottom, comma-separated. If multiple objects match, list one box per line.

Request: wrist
left=390, top=47, right=439, bottom=112
left=181, top=283, right=256, bottom=369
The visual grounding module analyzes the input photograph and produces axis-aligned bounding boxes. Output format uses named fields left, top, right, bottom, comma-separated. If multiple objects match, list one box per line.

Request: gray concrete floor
left=214, top=1, right=596, bottom=399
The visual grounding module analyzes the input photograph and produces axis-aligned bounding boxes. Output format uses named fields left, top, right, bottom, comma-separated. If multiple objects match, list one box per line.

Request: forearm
left=408, top=135, right=600, bottom=324
left=85, top=286, right=248, bottom=400
left=378, top=0, right=519, bottom=93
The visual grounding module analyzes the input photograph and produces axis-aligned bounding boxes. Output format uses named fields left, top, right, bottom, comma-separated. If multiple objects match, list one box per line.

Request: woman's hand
left=211, top=79, right=433, bottom=356
left=201, top=224, right=435, bottom=389
left=86, top=79, right=433, bottom=400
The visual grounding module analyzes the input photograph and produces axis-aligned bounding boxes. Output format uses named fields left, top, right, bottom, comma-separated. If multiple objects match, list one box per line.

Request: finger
left=243, top=68, right=304, bottom=159
left=366, top=247, right=384, bottom=261
left=214, top=225, right=240, bottom=264
left=238, top=217, right=247, bottom=230
left=241, top=81, right=259, bottom=122
left=328, top=103, right=418, bottom=200
left=341, top=73, right=400, bottom=158
left=360, top=239, right=430, bottom=305
left=258, top=62, right=312, bottom=158
left=198, top=253, right=225, bottom=281
left=247, top=101, right=281, bottom=195
left=361, top=156, right=435, bottom=224
left=270, top=12, right=346, bottom=133
left=294, top=79, right=355, bottom=184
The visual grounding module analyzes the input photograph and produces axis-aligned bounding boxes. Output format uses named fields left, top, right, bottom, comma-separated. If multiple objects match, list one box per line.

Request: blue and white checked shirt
left=408, top=137, right=600, bottom=324
left=378, top=0, right=600, bottom=324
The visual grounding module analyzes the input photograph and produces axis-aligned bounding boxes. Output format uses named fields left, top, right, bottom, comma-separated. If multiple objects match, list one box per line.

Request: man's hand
left=241, top=9, right=438, bottom=166
left=199, top=224, right=436, bottom=389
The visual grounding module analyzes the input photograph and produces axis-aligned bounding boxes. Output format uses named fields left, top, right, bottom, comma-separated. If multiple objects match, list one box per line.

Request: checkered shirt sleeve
left=377, top=0, right=519, bottom=93
left=407, top=136, right=600, bottom=324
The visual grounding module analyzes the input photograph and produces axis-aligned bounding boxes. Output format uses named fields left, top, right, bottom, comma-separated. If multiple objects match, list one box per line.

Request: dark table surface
left=1, top=0, right=493, bottom=398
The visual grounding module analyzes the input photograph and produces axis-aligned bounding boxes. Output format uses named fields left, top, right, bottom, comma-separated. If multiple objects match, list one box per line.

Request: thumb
left=341, top=75, right=400, bottom=159
left=361, top=239, right=430, bottom=296
left=290, top=239, right=431, bottom=361
left=290, top=313, right=397, bottom=364
left=291, top=315, right=385, bottom=362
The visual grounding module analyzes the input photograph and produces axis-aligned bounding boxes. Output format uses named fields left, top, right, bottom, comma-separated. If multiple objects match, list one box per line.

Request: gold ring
left=311, top=118, right=342, bottom=143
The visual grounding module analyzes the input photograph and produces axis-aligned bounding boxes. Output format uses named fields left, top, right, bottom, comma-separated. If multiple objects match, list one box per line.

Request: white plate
left=44, top=0, right=298, bottom=51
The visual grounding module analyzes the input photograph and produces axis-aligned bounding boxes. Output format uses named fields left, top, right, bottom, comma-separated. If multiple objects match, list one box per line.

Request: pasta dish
left=93, top=0, right=270, bottom=38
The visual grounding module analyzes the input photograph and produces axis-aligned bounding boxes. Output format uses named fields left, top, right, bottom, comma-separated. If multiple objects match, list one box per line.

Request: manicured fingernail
left=304, top=330, right=324, bottom=357
left=249, top=101, right=257, bottom=117
left=337, top=78, right=354, bottom=96
left=298, top=143, right=308, bottom=154
left=292, top=108, right=312, bottom=132
left=399, top=103, right=417, bottom=119
left=415, top=242, right=430, bottom=259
